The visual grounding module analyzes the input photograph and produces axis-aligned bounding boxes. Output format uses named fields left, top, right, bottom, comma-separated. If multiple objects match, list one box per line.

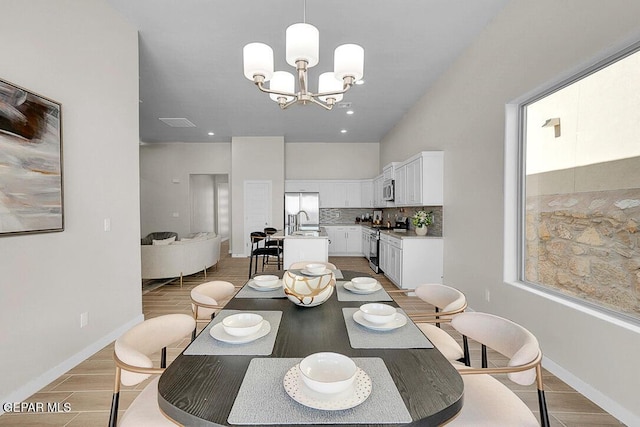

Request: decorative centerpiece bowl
left=283, top=270, right=335, bottom=307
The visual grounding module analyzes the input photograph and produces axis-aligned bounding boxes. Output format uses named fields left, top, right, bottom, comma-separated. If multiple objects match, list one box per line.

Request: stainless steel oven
left=368, top=228, right=380, bottom=273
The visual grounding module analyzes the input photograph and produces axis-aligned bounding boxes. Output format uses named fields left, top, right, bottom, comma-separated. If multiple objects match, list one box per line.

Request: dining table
left=158, top=269, right=464, bottom=426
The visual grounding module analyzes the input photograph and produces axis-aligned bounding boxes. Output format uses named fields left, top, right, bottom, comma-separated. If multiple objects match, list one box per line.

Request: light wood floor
left=0, top=242, right=625, bottom=426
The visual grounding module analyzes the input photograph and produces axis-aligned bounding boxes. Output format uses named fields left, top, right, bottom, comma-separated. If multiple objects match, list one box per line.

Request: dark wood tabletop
left=158, top=270, right=463, bottom=426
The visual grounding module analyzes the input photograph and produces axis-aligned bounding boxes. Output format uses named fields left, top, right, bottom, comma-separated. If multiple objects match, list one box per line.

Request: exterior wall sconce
left=542, top=117, right=561, bottom=137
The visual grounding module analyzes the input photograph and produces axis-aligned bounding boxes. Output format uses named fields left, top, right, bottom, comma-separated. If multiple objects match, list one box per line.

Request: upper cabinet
left=361, top=179, right=374, bottom=208
left=285, top=180, right=320, bottom=193
left=319, top=181, right=362, bottom=208
left=286, top=180, right=365, bottom=208
left=394, top=151, right=443, bottom=206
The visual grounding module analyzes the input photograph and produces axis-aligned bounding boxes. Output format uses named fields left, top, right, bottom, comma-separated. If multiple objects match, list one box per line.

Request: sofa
left=141, top=232, right=221, bottom=286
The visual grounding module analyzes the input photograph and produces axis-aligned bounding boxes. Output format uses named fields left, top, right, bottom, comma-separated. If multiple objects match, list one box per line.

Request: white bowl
left=252, top=274, right=279, bottom=287
left=222, top=313, right=263, bottom=337
left=359, top=303, right=397, bottom=324
left=305, top=263, right=327, bottom=274
left=298, top=352, right=357, bottom=394
left=351, top=277, right=377, bottom=290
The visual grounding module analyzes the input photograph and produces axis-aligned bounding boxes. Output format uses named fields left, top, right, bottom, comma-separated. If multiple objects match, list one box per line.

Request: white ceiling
left=106, top=0, right=509, bottom=143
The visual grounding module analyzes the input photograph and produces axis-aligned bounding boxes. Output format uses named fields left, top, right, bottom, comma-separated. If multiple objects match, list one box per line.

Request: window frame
left=509, top=40, right=640, bottom=327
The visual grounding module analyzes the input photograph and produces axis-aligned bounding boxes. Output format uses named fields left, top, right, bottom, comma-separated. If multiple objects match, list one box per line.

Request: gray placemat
left=336, top=281, right=393, bottom=302
left=227, top=357, right=412, bottom=425
left=184, top=310, right=282, bottom=355
left=342, top=307, right=433, bottom=349
left=235, top=280, right=286, bottom=298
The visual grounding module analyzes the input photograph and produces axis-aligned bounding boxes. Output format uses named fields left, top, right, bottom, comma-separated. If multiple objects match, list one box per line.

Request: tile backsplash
left=320, top=206, right=443, bottom=237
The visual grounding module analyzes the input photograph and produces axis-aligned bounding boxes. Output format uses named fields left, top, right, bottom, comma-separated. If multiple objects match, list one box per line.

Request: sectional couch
left=141, top=232, right=221, bottom=286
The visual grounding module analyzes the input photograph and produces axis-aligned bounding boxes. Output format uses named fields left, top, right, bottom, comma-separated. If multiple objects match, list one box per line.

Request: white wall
left=381, top=1, right=640, bottom=424
left=0, top=0, right=141, bottom=405
left=231, top=137, right=285, bottom=256
left=139, top=142, right=231, bottom=237
left=286, top=142, right=380, bottom=179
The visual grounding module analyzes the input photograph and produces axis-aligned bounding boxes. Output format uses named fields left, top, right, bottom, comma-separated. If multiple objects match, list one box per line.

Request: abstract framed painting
left=0, top=78, right=63, bottom=236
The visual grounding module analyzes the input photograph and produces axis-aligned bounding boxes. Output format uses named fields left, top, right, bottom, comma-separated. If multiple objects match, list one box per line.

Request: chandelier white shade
left=269, top=71, right=295, bottom=103
left=243, top=20, right=364, bottom=110
left=242, top=43, right=274, bottom=81
left=286, top=23, right=319, bottom=67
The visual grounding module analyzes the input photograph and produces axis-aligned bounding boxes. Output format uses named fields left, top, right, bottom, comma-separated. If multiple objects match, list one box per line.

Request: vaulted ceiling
left=107, top=0, right=509, bottom=143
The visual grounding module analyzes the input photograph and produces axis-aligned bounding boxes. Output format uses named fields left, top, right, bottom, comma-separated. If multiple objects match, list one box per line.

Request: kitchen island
left=280, top=227, right=329, bottom=269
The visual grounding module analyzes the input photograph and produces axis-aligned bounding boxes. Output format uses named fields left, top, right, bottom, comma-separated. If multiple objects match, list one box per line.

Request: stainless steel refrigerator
left=284, top=192, right=320, bottom=232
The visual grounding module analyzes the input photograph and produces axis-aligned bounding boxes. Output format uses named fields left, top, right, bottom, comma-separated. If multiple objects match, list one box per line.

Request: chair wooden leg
left=248, top=252, right=254, bottom=279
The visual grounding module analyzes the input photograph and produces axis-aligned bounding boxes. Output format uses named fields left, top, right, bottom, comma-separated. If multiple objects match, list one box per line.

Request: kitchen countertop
left=321, top=223, right=442, bottom=239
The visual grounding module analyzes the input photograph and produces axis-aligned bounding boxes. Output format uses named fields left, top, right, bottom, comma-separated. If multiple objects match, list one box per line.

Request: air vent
left=159, top=118, right=196, bottom=128
left=335, top=102, right=352, bottom=109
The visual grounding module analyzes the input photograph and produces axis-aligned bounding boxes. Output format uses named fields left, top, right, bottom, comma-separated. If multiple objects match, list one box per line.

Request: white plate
left=209, top=320, right=271, bottom=344
left=283, top=364, right=372, bottom=411
left=248, top=279, right=283, bottom=291
left=353, top=310, right=407, bottom=331
left=300, top=268, right=333, bottom=276
left=343, top=281, right=383, bottom=294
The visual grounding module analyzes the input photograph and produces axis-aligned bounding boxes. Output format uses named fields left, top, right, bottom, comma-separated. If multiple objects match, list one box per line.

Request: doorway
left=189, top=174, right=229, bottom=239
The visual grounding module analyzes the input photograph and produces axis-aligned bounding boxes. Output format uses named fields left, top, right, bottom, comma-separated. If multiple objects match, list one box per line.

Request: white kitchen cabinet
left=283, top=235, right=329, bottom=270
left=285, top=180, right=319, bottom=193
left=379, top=232, right=444, bottom=289
left=325, top=225, right=363, bottom=256
left=373, top=174, right=384, bottom=207
left=362, top=230, right=371, bottom=260
left=317, top=180, right=362, bottom=208
left=361, top=179, right=374, bottom=208
left=394, top=164, right=407, bottom=206
left=392, top=151, right=443, bottom=207
left=382, top=162, right=397, bottom=181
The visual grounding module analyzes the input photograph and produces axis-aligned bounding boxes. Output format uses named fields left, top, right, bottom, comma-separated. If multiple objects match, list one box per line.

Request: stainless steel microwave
left=383, top=179, right=394, bottom=201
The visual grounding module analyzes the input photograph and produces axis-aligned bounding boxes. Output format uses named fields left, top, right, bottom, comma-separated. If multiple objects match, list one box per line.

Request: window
left=520, top=44, right=640, bottom=323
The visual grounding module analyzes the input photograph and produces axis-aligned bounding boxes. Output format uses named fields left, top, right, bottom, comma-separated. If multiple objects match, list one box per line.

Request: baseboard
left=542, top=356, right=638, bottom=426
left=0, top=314, right=144, bottom=415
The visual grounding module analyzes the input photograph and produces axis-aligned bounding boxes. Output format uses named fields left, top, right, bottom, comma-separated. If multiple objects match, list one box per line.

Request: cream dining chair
left=190, top=280, right=238, bottom=339
left=389, top=283, right=469, bottom=364
left=288, top=261, right=338, bottom=270
left=109, top=313, right=195, bottom=427
left=445, top=312, right=550, bottom=427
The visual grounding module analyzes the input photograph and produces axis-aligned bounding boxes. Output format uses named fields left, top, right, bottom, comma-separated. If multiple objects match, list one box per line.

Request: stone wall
left=525, top=188, right=640, bottom=319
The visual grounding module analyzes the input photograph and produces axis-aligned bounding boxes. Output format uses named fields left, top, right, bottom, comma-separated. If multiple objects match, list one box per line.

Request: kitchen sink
left=291, top=230, right=320, bottom=237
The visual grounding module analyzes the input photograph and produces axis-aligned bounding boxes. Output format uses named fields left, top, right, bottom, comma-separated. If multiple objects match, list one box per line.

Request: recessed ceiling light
left=346, top=110, right=354, bottom=115
left=355, top=80, right=365, bottom=85
left=340, top=129, right=347, bottom=134
left=208, top=132, right=215, bottom=136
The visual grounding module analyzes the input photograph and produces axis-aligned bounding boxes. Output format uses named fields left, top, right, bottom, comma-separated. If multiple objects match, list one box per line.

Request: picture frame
left=0, top=78, right=63, bottom=236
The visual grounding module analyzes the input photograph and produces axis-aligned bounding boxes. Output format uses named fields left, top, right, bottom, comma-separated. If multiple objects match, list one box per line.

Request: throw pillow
left=152, top=236, right=176, bottom=245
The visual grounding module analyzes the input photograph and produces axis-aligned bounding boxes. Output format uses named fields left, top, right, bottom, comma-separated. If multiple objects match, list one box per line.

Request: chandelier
left=242, top=4, right=364, bottom=110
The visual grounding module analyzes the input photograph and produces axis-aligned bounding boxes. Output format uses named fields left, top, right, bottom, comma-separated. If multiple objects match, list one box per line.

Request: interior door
left=244, top=180, right=272, bottom=256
